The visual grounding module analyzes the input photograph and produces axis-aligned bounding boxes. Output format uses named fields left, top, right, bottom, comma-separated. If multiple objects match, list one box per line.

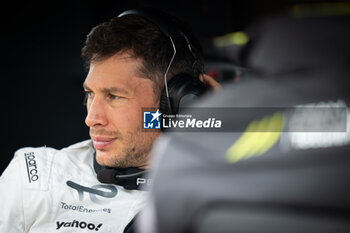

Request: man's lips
left=91, top=136, right=117, bottom=150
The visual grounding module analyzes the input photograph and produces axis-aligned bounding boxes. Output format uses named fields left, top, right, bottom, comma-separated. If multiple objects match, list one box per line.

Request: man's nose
left=85, top=97, right=108, bottom=127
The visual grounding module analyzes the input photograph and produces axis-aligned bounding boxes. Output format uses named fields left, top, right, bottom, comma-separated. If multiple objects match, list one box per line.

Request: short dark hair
left=81, top=12, right=203, bottom=99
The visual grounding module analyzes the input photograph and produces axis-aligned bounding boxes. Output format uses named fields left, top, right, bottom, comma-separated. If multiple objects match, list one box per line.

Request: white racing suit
left=0, top=140, right=147, bottom=233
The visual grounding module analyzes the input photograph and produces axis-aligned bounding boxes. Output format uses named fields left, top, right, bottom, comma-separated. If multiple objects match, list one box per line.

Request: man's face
left=83, top=53, right=161, bottom=169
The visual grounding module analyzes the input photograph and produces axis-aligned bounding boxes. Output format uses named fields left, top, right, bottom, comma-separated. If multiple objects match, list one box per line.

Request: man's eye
left=108, top=94, right=121, bottom=100
left=83, top=91, right=93, bottom=106
left=85, top=91, right=93, bottom=97
left=84, top=91, right=94, bottom=99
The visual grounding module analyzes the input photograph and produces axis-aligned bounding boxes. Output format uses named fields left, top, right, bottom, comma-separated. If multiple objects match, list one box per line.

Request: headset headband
left=118, top=8, right=205, bottom=115
left=118, top=8, right=185, bottom=38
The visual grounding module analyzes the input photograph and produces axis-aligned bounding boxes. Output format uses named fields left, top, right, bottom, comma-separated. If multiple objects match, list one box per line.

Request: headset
left=93, top=152, right=149, bottom=190
left=97, top=9, right=209, bottom=188
left=118, top=8, right=208, bottom=115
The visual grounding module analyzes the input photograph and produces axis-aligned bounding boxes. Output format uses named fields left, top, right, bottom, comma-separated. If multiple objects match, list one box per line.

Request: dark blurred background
left=1, top=0, right=298, bottom=173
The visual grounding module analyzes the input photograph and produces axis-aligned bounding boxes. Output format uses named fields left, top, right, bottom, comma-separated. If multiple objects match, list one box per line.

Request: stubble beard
left=113, top=129, right=160, bottom=168
left=92, top=127, right=160, bottom=168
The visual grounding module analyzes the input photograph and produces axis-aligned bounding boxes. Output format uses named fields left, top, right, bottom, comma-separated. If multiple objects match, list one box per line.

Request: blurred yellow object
left=291, top=2, right=350, bottom=18
left=226, top=112, right=284, bottom=163
left=213, top=31, right=249, bottom=47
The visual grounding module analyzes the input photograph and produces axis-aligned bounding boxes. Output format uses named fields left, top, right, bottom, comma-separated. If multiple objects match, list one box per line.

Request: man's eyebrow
left=101, top=87, right=130, bottom=95
left=82, top=83, right=130, bottom=95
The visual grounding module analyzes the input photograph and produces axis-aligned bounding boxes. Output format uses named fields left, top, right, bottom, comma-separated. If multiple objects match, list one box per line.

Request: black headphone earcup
left=160, top=73, right=208, bottom=115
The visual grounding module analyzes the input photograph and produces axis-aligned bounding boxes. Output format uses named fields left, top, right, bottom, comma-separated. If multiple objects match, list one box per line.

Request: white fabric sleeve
left=0, top=153, right=26, bottom=233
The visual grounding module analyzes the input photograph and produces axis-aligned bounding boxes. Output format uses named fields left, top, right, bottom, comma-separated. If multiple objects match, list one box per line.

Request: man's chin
left=95, top=150, right=116, bottom=167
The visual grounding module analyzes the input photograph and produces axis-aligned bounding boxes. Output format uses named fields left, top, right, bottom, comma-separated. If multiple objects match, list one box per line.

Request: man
left=0, top=8, right=218, bottom=233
